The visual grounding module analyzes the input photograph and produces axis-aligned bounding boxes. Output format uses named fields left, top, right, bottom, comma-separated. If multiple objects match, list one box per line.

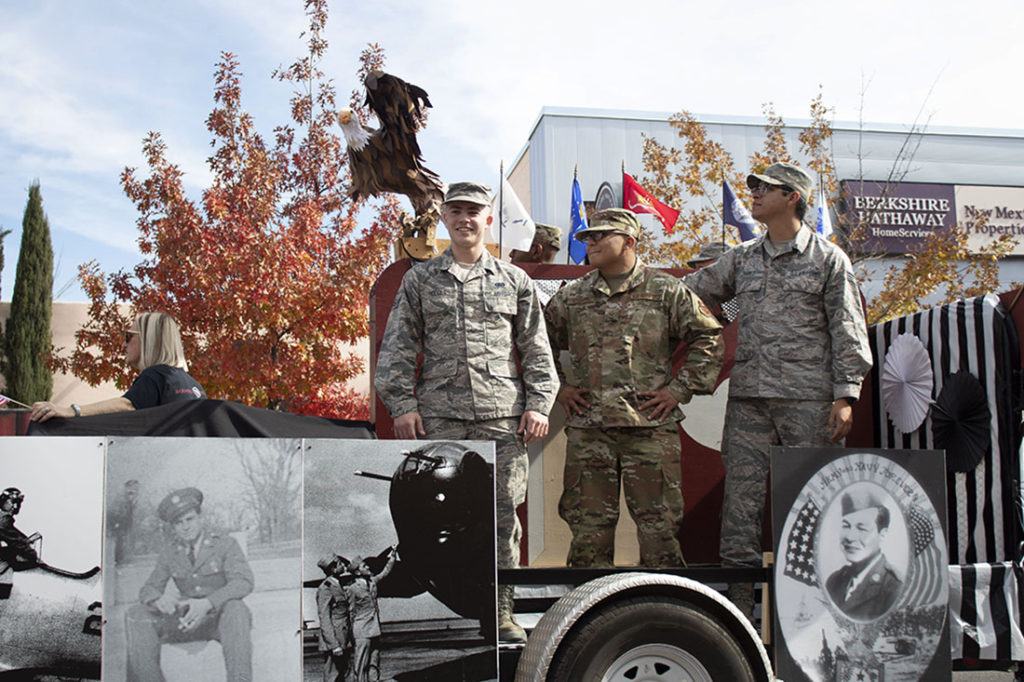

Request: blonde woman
left=30, top=312, right=206, bottom=421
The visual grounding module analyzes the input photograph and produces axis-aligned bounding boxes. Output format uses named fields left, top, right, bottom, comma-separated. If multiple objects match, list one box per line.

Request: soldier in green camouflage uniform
left=545, top=208, right=723, bottom=568
left=684, top=162, right=872, bottom=616
left=374, top=181, right=557, bottom=642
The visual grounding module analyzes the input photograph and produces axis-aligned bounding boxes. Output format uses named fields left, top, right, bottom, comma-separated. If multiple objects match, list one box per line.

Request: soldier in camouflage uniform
left=684, top=162, right=872, bottom=617
left=545, top=208, right=723, bottom=568
left=374, top=181, right=557, bottom=642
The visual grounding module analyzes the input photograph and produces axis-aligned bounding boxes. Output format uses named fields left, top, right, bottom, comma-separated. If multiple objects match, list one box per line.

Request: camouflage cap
left=686, top=241, right=730, bottom=267
left=443, top=181, right=492, bottom=206
left=573, top=208, right=641, bottom=242
left=157, top=487, right=203, bottom=523
left=534, top=223, right=562, bottom=249
left=746, top=162, right=813, bottom=200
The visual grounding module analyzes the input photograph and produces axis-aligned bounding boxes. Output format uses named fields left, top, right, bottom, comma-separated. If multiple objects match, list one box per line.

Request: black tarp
left=26, top=399, right=374, bottom=439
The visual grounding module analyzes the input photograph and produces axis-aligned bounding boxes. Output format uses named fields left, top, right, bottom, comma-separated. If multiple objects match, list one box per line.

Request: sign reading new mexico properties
left=842, top=181, right=956, bottom=253
left=956, top=185, right=1024, bottom=256
left=843, top=180, right=1024, bottom=256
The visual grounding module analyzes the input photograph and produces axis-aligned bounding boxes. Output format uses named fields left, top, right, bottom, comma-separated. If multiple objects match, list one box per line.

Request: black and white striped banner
left=869, top=294, right=1022, bottom=564
left=949, top=562, right=1024, bottom=660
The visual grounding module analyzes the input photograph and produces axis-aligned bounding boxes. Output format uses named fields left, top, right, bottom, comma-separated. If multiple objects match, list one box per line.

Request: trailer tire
left=546, top=595, right=757, bottom=682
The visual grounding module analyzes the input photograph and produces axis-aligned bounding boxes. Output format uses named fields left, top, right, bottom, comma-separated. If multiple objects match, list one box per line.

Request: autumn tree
left=3, top=181, right=54, bottom=403
left=59, top=1, right=401, bottom=418
left=641, top=90, right=1015, bottom=323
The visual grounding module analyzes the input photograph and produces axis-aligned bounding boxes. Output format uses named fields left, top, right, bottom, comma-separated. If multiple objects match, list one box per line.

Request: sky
left=2, top=0, right=1023, bottom=301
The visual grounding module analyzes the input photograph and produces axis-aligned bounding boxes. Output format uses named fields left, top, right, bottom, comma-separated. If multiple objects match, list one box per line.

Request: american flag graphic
left=899, top=505, right=945, bottom=607
left=784, top=497, right=821, bottom=587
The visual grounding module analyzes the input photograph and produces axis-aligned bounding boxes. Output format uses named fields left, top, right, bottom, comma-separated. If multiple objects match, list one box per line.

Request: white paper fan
left=880, top=333, right=934, bottom=433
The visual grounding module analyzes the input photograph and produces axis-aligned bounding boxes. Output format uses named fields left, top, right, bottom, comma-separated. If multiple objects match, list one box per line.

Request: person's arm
left=374, top=273, right=425, bottom=437
left=823, top=253, right=873, bottom=442
left=204, top=536, right=255, bottom=609
left=545, top=286, right=592, bottom=419
left=316, top=581, right=343, bottom=650
left=514, top=274, right=558, bottom=417
left=30, top=396, right=134, bottom=422
left=373, top=546, right=398, bottom=584
left=138, top=551, right=173, bottom=607
left=640, top=283, right=724, bottom=421
left=681, top=248, right=738, bottom=309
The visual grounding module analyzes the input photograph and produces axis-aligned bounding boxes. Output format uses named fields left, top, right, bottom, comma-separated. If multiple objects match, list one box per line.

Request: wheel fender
left=514, top=571, right=773, bottom=682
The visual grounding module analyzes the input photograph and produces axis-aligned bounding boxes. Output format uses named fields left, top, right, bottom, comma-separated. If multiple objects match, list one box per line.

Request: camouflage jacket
left=374, top=248, right=557, bottom=421
left=684, top=227, right=872, bottom=401
left=545, top=262, right=723, bottom=428
left=139, top=531, right=254, bottom=610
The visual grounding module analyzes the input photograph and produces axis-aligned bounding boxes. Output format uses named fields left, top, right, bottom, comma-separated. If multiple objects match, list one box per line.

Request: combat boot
left=727, top=582, right=755, bottom=625
left=497, top=584, right=527, bottom=643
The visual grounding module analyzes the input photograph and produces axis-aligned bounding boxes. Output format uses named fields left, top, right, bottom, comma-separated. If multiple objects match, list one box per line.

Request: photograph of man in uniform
left=124, top=486, right=254, bottom=681
left=104, top=437, right=301, bottom=682
left=315, top=554, right=354, bottom=682
left=825, top=487, right=903, bottom=620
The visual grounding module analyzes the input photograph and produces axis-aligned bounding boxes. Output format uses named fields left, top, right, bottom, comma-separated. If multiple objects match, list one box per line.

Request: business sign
left=842, top=181, right=956, bottom=253
left=842, top=180, right=1024, bottom=256
left=956, top=185, right=1024, bottom=256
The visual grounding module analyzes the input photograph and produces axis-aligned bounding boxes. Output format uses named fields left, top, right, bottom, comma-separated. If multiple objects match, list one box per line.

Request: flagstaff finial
left=574, top=164, right=578, bottom=179
left=621, top=160, right=625, bottom=174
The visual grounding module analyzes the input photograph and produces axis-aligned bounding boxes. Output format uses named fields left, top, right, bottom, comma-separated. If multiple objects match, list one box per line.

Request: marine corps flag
left=723, top=179, right=761, bottom=241
left=622, top=172, right=679, bottom=233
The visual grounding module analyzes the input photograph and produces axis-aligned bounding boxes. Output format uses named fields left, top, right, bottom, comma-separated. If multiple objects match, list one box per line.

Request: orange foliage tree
left=640, top=90, right=1015, bottom=324
left=57, top=1, right=400, bottom=419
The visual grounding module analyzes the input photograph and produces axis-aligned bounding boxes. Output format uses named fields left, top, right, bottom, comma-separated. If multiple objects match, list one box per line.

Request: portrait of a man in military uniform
left=824, top=486, right=904, bottom=620
left=124, top=486, right=254, bottom=681
left=104, top=438, right=302, bottom=682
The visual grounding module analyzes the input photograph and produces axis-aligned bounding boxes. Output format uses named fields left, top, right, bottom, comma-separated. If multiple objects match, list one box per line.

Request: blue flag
left=568, top=177, right=588, bottom=264
left=723, top=180, right=760, bottom=242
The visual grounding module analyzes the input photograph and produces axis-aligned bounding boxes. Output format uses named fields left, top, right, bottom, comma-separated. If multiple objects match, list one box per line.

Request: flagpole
left=0, top=394, right=31, bottom=408
left=721, top=171, right=726, bottom=244
left=498, top=160, right=504, bottom=257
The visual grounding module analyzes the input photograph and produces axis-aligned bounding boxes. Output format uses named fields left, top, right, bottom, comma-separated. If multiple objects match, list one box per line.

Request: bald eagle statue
left=338, top=71, right=446, bottom=259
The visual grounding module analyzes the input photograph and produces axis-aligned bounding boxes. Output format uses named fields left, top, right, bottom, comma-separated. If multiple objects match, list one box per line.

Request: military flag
left=491, top=177, right=535, bottom=252
left=723, top=179, right=760, bottom=241
left=816, top=184, right=834, bottom=238
left=622, top=172, right=679, bottom=233
left=568, top=176, right=588, bottom=264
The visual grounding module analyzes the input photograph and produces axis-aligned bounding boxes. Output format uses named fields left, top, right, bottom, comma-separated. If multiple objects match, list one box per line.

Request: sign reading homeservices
left=841, top=181, right=956, bottom=253
left=841, top=181, right=1024, bottom=256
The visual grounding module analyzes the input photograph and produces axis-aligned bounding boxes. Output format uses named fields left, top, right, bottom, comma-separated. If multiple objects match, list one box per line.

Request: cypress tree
left=3, top=181, right=54, bottom=403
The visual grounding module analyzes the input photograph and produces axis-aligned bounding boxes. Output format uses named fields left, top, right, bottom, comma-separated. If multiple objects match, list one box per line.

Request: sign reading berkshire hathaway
left=842, top=180, right=1024, bottom=256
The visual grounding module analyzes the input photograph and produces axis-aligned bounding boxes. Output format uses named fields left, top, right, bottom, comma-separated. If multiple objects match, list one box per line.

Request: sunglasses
left=584, top=231, right=628, bottom=244
left=750, top=182, right=795, bottom=197
left=124, top=329, right=140, bottom=343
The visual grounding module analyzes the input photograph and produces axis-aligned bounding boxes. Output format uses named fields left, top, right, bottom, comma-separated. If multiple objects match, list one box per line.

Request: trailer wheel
left=546, top=595, right=757, bottom=682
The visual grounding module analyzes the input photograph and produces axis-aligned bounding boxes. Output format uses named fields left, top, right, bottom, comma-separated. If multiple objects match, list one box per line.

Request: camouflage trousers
left=719, top=397, right=834, bottom=568
left=422, top=416, right=526, bottom=570
left=560, top=423, right=684, bottom=568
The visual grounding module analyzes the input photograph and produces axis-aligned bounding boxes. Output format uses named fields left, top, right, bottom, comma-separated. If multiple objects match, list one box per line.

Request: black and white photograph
left=103, top=437, right=302, bottom=682
left=772, top=448, right=950, bottom=682
left=0, top=436, right=104, bottom=679
left=302, top=439, right=498, bottom=682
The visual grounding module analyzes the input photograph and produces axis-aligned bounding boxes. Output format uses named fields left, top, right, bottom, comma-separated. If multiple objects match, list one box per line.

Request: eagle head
left=337, top=108, right=372, bottom=151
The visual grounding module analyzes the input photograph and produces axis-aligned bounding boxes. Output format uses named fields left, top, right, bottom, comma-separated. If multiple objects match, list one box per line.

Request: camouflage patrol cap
left=534, top=223, right=562, bottom=249
left=686, top=241, right=729, bottom=267
left=573, top=208, right=641, bottom=241
left=158, top=487, right=203, bottom=523
left=443, top=182, right=492, bottom=206
left=746, top=162, right=813, bottom=200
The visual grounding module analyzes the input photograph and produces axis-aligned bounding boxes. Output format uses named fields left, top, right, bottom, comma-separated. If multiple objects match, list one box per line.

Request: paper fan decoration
left=880, top=333, right=934, bottom=433
left=931, top=370, right=992, bottom=472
